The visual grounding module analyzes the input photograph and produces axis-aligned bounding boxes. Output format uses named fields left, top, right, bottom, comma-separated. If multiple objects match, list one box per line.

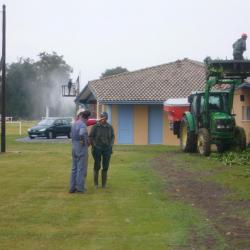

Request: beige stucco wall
left=134, top=105, right=149, bottom=144
left=233, top=89, right=250, bottom=144
left=163, top=112, right=179, bottom=145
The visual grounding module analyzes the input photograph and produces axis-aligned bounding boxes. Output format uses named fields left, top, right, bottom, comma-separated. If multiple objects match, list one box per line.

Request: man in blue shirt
left=69, top=110, right=91, bottom=193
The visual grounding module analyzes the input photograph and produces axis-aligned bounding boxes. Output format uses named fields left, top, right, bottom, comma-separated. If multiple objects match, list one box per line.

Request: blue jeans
left=69, top=142, right=88, bottom=192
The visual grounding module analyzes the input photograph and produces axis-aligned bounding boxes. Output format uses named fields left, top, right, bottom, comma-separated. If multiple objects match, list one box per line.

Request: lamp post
left=1, top=4, right=6, bottom=153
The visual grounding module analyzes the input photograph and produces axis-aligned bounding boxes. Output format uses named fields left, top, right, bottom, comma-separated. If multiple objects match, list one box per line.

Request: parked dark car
left=28, top=118, right=72, bottom=139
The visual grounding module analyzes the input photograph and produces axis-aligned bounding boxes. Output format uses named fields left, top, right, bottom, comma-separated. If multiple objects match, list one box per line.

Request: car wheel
left=67, top=132, right=71, bottom=139
left=47, top=131, right=54, bottom=139
left=29, top=135, right=34, bottom=139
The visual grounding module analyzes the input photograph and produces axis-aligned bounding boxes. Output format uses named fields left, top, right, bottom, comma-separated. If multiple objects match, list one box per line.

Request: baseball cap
left=76, top=108, right=86, bottom=116
left=100, top=112, right=108, bottom=119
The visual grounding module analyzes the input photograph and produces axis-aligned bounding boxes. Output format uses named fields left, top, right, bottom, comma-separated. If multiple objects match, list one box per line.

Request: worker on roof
left=233, top=33, right=247, bottom=60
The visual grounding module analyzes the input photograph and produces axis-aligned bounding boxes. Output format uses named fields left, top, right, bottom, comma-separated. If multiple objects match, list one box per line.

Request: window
left=199, top=95, right=223, bottom=114
left=62, top=119, right=69, bottom=125
left=209, top=96, right=222, bottom=110
left=200, top=96, right=204, bottom=114
left=55, top=119, right=62, bottom=125
left=242, top=106, right=250, bottom=120
left=191, top=95, right=198, bottom=114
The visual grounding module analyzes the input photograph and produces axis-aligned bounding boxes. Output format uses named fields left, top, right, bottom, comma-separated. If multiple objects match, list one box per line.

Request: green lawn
left=1, top=126, right=249, bottom=249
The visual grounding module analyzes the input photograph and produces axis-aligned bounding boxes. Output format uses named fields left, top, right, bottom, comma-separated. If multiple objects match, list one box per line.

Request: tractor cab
left=188, top=90, right=232, bottom=130
left=188, top=90, right=235, bottom=144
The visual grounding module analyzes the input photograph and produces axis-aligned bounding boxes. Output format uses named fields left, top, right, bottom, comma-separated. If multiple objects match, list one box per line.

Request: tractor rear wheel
left=180, top=117, right=196, bottom=152
left=197, top=128, right=210, bottom=156
left=234, top=126, right=246, bottom=151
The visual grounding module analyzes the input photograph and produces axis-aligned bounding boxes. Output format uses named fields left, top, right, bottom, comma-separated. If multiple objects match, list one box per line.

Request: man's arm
left=243, top=40, right=246, bottom=51
left=110, top=126, right=115, bottom=146
left=79, top=123, right=88, bottom=145
left=240, top=39, right=246, bottom=52
left=89, top=125, right=96, bottom=146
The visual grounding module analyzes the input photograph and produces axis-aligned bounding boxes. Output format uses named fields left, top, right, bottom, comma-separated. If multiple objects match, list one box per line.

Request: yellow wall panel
left=163, top=112, right=179, bottom=145
left=134, top=105, right=148, bottom=144
left=233, top=89, right=250, bottom=144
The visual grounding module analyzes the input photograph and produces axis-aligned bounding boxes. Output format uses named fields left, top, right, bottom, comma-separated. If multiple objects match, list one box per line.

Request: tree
left=5, top=52, right=74, bottom=119
left=33, top=52, right=73, bottom=118
left=6, top=58, right=36, bottom=118
left=101, top=66, right=128, bottom=78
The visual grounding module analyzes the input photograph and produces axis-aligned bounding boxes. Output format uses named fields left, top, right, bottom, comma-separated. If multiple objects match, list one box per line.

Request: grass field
left=0, top=124, right=249, bottom=249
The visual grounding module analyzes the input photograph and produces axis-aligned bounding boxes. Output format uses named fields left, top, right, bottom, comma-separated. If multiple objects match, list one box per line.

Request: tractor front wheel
left=180, top=117, right=196, bottom=153
left=234, top=126, right=246, bottom=151
left=197, top=128, right=210, bottom=156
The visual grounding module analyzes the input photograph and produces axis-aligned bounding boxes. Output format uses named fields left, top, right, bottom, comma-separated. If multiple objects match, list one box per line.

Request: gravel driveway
left=16, top=137, right=71, bottom=144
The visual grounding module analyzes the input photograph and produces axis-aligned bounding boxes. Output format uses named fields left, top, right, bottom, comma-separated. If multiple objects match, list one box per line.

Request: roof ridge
left=90, top=58, right=204, bottom=83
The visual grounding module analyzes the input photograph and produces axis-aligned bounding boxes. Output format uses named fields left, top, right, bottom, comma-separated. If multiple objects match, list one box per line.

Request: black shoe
left=69, top=188, right=77, bottom=193
left=76, top=190, right=85, bottom=194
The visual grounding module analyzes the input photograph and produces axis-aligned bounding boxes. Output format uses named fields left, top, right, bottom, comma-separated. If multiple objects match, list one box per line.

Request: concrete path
left=16, top=136, right=71, bottom=144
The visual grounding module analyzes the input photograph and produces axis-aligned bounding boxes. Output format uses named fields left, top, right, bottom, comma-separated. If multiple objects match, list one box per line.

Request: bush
left=210, top=150, right=250, bottom=166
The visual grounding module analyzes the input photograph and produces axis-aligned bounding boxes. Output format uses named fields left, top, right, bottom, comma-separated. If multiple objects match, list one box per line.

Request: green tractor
left=180, top=60, right=250, bottom=156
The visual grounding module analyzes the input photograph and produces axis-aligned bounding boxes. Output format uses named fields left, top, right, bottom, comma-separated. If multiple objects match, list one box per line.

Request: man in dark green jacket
left=233, top=33, right=247, bottom=60
left=89, top=112, right=115, bottom=188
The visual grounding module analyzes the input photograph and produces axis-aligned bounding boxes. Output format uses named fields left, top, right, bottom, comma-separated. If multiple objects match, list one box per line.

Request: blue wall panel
left=148, top=105, right=163, bottom=144
left=106, top=105, right=112, bottom=124
left=118, top=105, right=133, bottom=144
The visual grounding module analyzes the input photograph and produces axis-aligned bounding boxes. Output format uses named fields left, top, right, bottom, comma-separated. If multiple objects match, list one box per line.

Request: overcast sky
left=2, top=0, right=250, bottom=87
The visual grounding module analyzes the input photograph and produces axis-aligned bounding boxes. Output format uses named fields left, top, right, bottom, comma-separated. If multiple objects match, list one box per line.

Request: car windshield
left=37, top=119, right=55, bottom=126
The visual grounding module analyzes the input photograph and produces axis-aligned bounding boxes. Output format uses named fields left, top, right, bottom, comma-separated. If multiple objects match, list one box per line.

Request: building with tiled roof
left=77, top=58, right=206, bottom=145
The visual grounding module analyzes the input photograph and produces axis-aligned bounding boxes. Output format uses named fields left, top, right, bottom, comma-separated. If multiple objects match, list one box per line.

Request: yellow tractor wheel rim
left=197, top=135, right=204, bottom=154
left=181, top=124, right=187, bottom=148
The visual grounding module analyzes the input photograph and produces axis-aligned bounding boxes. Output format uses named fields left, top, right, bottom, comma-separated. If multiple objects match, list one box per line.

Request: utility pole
left=1, top=4, right=6, bottom=153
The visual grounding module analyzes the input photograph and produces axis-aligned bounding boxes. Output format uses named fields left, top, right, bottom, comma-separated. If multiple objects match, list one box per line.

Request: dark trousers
left=233, top=52, right=244, bottom=60
left=92, top=146, right=112, bottom=172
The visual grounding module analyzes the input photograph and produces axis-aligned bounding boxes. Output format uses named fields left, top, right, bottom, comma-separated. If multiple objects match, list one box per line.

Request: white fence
left=0, top=116, right=13, bottom=122
left=6, top=121, right=22, bottom=135
left=0, top=117, right=22, bottom=135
